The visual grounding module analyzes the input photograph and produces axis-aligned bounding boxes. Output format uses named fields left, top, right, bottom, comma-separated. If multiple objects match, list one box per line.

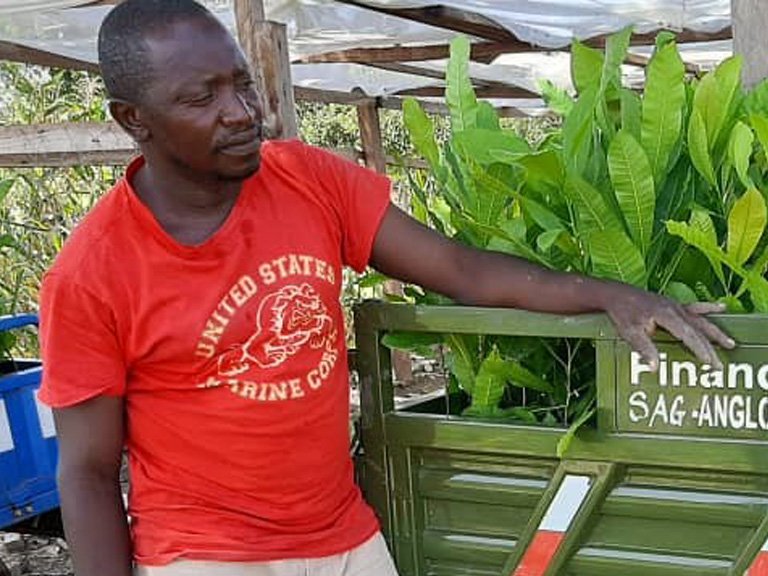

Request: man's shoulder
left=262, top=139, right=353, bottom=172
left=48, top=180, right=130, bottom=278
left=261, top=138, right=315, bottom=169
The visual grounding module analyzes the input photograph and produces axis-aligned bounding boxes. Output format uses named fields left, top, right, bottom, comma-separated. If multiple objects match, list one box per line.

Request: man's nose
left=220, top=89, right=258, bottom=126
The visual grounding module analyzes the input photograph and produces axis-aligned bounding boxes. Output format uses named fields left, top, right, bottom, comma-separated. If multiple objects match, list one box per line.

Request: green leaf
left=464, top=162, right=515, bottom=227
left=519, top=151, right=564, bottom=197
left=403, top=98, right=440, bottom=170
left=749, top=114, right=768, bottom=160
left=445, top=333, right=478, bottom=382
left=601, top=26, right=632, bottom=95
left=447, top=36, right=478, bottom=132
left=655, top=31, right=677, bottom=50
left=641, top=41, right=686, bottom=185
left=620, top=88, right=642, bottom=140
left=720, top=295, right=746, bottom=314
left=693, top=56, right=743, bottom=150
left=690, top=208, right=724, bottom=284
left=744, top=272, right=768, bottom=312
left=0, top=179, right=14, bottom=205
left=506, top=361, right=554, bottom=393
left=358, top=272, right=388, bottom=288
left=486, top=219, right=552, bottom=267
left=520, top=197, right=565, bottom=231
left=505, top=407, right=538, bottom=424
left=477, top=101, right=500, bottom=130
left=452, top=129, right=530, bottom=165
left=537, top=229, right=565, bottom=252
left=744, top=79, right=768, bottom=117
left=557, top=408, right=595, bottom=457
left=587, top=229, right=647, bottom=287
left=667, top=211, right=735, bottom=294
left=688, top=110, right=717, bottom=186
left=727, top=121, right=755, bottom=188
left=607, top=130, right=655, bottom=254
left=664, top=281, right=698, bottom=305
left=727, top=187, right=767, bottom=265
left=382, top=331, right=444, bottom=350
left=563, top=87, right=599, bottom=174
left=667, top=220, right=736, bottom=275
left=445, top=348, right=476, bottom=395
left=565, top=174, right=625, bottom=235
left=540, top=79, right=574, bottom=117
left=0, top=234, right=16, bottom=250
left=468, top=348, right=509, bottom=412
left=571, top=40, right=604, bottom=94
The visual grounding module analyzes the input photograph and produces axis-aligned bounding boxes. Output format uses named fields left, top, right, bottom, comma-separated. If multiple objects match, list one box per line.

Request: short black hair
left=98, top=0, right=216, bottom=103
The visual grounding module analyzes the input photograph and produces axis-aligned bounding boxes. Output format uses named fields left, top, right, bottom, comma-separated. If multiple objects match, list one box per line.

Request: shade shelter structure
left=0, top=0, right=762, bottom=170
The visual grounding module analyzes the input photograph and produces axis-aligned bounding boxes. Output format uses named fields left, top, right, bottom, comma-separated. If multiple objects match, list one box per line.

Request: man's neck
left=131, top=160, right=245, bottom=246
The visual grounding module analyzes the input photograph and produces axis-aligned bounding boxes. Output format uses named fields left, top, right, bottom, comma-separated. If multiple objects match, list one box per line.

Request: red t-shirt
left=38, top=140, right=391, bottom=565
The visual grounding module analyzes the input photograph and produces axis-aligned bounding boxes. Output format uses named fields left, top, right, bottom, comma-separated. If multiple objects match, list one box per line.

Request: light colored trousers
left=134, top=532, right=399, bottom=576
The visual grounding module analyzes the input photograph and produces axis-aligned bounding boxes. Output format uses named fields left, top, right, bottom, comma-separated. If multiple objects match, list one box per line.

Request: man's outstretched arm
left=370, top=204, right=735, bottom=369
left=53, top=395, right=132, bottom=576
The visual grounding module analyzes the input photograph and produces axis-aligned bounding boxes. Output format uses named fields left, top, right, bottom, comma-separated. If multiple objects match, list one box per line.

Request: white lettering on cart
left=0, top=399, right=14, bottom=453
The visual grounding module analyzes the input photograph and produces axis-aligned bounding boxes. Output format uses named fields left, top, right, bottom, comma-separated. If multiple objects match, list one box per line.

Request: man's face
left=138, top=18, right=264, bottom=181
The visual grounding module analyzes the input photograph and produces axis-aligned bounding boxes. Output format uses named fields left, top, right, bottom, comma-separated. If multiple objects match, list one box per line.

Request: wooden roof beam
left=0, top=122, right=136, bottom=167
left=625, top=52, right=701, bottom=76
left=294, top=86, right=537, bottom=117
left=395, top=85, right=540, bottom=100
left=334, top=0, right=516, bottom=43
left=0, top=40, right=98, bottom=73
left=366, top=61, right=539, bottom=98
left=295, top=41, right=534, bottom=65
left=586, top=26, right=732, bottom=48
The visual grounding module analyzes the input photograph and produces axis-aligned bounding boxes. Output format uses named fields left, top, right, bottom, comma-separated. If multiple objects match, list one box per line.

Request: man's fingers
left=620, top=326, right=660, bottom=371
left=657, top=310, right=723, bottom=369
left=683, top=312, right=736, bottom=349
left=685, top=302, right=726, bottom=315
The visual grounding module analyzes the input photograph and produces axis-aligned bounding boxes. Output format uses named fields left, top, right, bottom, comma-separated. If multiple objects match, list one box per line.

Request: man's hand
left=605, top=288, right=736, bottom=371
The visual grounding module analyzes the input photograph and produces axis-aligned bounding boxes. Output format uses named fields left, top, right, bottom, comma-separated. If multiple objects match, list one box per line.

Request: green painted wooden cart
left=354, top=302, right=768, bottom=576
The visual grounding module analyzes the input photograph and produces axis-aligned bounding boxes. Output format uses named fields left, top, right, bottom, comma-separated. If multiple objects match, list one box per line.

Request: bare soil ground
left=0, top=534, right=72, bottom=576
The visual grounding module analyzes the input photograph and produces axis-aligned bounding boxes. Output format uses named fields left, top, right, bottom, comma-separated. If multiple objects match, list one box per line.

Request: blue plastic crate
left=0, top=314, right=59, bottom=529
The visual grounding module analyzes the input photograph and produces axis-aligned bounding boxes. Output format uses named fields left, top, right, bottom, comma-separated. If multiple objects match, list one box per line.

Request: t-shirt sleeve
left=37, top=272, right=126, bottom=408
left=303, top=144, right=392, bottom=272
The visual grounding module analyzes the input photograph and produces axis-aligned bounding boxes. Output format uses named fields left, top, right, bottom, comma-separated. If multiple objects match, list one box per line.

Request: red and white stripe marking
left=513, top=475, right=592, bottom=576
left=748, top=537, right=768, bottom=575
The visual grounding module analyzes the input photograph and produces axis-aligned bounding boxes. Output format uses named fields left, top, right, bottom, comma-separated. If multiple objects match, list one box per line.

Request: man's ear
left=109, top=100, right=150, bottom=143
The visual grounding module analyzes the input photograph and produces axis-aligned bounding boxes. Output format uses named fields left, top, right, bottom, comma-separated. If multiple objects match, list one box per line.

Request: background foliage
left=388, top=31, right=768, bottom=443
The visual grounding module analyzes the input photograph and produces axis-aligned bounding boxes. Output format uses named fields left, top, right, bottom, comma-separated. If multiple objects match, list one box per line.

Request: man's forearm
left=452, top=248, right=635, bottom=314
left=59, top=472, right=132, bottom=576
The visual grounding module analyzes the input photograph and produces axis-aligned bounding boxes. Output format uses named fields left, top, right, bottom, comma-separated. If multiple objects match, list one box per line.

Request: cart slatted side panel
left=354, top=303, right=768, bottom=576
left=564, top=468, right=768, bottom=576
left=410, top=450, right=557, bottom=576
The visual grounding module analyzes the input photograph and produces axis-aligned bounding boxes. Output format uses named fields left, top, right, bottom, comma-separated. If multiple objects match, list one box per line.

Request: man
left=38, top=1, right=734, bottom=575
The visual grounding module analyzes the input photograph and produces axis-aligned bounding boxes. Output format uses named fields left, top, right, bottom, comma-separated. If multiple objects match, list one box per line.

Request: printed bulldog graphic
left=217, top=283, right=332, bottom=376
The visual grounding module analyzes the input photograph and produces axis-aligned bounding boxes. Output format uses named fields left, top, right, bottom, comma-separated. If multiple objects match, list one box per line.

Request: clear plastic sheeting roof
left=0, top=0, right=89, bottom=16
left=354, top=1, right=731, bottom=48
left=0, top=0, right=734, bottom=110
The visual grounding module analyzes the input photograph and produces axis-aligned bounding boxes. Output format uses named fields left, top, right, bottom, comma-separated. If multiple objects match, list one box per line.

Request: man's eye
left=187, top=93, right=214, bottom=105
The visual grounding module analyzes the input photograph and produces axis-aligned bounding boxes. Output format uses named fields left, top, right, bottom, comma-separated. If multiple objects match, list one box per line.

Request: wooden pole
left=732, top=0, right=768, bottom=88
left=355, top=92, right=413, bottom=384
left=234, top=0, right=298, bottom=139
left=355, top=94, right=387, bottom=174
